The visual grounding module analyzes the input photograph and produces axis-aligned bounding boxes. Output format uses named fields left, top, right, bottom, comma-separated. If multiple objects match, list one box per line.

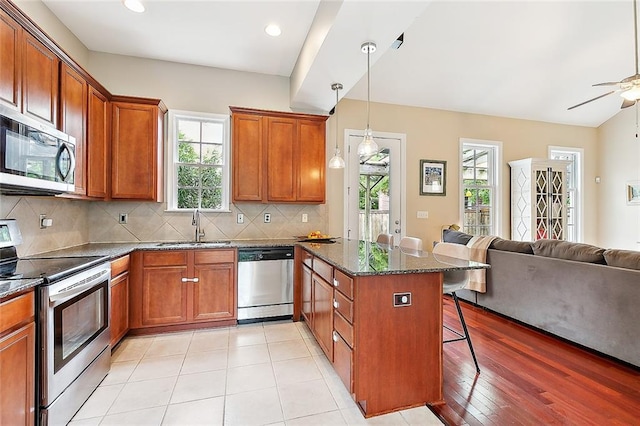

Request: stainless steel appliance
left=0, top=220, right=110, bottom=426
left=0, top=104, right=75, bottom=195
left=237, top=247, right=294, bottom=322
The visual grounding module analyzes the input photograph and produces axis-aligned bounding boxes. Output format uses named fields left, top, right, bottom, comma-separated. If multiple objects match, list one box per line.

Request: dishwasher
left=237, top=247, right=294, bottom=322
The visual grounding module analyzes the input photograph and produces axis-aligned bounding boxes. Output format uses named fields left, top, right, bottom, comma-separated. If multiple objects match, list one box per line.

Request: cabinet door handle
left=181, top=277, right=199, bottom=283
left=333, top=278, right=339, bottom=287
left=332, top=331, right=339, bottom=342
left=333, top=300, right=339, bottom=309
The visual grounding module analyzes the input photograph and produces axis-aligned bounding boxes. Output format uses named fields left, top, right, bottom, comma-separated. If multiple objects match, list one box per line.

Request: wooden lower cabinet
left=332, top=330, right=353, bottom=393
left=301, top=264, right=312, bottom=323
left=110, top=255, right=130, bottom=347
left=312, top=274, right=334, bottom=360
left=130, top=249, right=236, bottom=330
left=0, top=291, right=35, bottom=426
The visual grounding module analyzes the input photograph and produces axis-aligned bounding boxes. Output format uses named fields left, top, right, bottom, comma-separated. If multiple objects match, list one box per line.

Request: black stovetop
left=0, top=252, right=107, bottom=284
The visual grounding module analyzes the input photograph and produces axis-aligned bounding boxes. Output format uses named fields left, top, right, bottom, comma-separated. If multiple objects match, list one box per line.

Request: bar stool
left=398, top=236, right=423, bottom=251
left=432, top=242, right=480, bottom=374
left=376, top=233, right=395, bottom=246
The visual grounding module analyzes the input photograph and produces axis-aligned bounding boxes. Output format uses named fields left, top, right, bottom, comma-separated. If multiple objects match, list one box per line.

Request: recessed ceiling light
left=265, top=24, right=282, bottom=37
left=122, top=0, right=145, bottom=13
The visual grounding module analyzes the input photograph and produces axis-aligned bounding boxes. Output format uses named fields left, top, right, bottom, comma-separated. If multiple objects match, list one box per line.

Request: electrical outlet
left=39, top=214, right=53, bottom=229
left=119, top=213, right=128, bottom=224
left=237, top=213, right=244, bottom=224
left=417, top=211, right=429, bottom=219
left=264, top=213, right=271, bottom=223
left=302, top=213, right=308, bottom=223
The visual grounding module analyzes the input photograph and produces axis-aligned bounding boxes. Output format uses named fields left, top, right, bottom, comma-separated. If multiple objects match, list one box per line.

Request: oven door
left=40, top=264, right=110, bottom=407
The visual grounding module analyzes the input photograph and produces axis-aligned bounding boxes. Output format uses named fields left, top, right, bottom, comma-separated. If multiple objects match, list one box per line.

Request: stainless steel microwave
left=0, top=105, right=75, bottom=195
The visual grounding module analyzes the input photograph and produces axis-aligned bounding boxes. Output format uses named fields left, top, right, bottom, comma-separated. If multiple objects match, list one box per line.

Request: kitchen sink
left=155, top=241, right=231, bottom=247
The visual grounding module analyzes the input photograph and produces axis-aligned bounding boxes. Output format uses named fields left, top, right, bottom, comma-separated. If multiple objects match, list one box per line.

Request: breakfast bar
left=293, top=239, right=489, bottom=418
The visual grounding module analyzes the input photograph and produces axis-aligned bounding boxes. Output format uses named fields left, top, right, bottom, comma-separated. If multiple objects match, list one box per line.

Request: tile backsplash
left=1, top=194, right=327, bottom=256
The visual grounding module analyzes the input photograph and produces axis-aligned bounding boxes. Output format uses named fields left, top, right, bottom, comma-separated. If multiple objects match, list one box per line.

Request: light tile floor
left=69, top=321, right=443, bottom=426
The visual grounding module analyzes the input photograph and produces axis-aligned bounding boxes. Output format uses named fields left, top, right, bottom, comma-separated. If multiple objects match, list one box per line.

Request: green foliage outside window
left=177, top=130, right=223, bottom=209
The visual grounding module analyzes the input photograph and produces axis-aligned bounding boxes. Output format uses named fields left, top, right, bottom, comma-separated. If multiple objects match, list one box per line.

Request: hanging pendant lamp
left=357, top=41, right=379, bottom=156
left=328, top=83, right=346, bottom=169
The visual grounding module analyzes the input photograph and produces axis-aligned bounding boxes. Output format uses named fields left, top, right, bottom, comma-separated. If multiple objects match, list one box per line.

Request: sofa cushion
left=442, top=229, right=473, bottom=245
left=603, top=249, right=640, bottom=270
left=489, top=237, right=534, bottom=254
left=532, top=239, right=606, bottom=264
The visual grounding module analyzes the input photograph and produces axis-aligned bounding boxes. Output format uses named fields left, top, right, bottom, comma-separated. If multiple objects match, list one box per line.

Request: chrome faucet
left=192, top=209, right=205, bottom=242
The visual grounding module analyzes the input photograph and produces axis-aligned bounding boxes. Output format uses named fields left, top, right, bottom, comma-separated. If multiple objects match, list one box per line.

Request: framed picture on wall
left=420, top=159, right=446, bottom=196
left=626, top=181, right=640, bottom=205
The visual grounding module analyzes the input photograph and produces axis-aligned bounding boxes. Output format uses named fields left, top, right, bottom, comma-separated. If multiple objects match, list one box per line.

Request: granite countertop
left=300, top=239, right=490, bottom=276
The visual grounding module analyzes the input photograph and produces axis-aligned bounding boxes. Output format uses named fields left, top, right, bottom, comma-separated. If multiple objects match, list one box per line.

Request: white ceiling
left=41, top=0, right=640, bottom=127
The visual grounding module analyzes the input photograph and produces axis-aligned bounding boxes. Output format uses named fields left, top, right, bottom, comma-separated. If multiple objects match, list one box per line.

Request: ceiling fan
left=569, top=0, right=640, bottom=110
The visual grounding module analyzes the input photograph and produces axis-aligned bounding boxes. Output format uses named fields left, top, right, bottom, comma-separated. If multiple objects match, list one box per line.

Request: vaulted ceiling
left=41, top=0, right=638, bottom=127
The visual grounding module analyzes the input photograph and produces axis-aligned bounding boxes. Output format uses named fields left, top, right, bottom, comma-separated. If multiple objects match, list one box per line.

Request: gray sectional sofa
left=443, top=230, right=640, bottom=368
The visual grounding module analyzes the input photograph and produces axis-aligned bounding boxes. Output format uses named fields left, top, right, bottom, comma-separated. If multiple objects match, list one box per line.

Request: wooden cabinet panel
left=333, top=290, right=353, bottom=323
left=301, top=264, right=312, bottom=324
left=87, top=86, right=109, bottom=198
left=313, top=274, right=334, bottom=360
left=266, top=116, right=296, bottom=201
left=193, top=263, right=235, bottom=321
left=333, top=269, right=353, bottom=300
left=110, top=254, right=130, bottom=278
left=110, top=272, right=129, bottom=347
left=334, top=310, right=354, bottom=348
left=296, top=119, right=326, bottom=203
left=111, top=99, right=165, bottom=201
left=232, top=112, right=263, bottom=202
left=0, top=290, right=35, bottom=426
left=333, top=330, right=353, bottom=394
left=143, top=250, right=188, bottom=267
left=141, top=265, right=188, bottom=326
left=0, top=322, right=35, bottom=426
left=59, top=63, right=87, bottom=195
left=22, top=32, right=58, bottom=126
left=194, top=250, right=234, bottom=264
left=312, top=257, right=332, bottom=284
left=0, top=8, right=21, bottom=110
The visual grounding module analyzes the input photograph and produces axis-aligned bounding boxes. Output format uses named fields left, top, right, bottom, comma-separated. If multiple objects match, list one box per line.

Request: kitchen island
left=294, top=239, right=489, bottom=418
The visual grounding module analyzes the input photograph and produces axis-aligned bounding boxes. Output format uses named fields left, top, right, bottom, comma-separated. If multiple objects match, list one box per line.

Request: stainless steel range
left=0, top=219, right=111, bottom=426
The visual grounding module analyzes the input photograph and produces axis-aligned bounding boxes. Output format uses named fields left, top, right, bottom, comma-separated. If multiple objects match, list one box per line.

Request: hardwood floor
left=431, top=296, right=640, bottom=425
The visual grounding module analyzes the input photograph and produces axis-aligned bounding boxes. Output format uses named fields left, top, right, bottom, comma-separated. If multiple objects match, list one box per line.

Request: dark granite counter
left=300, top=239, right=490, bottom=276
left=0, top=277, right=42, bottom=299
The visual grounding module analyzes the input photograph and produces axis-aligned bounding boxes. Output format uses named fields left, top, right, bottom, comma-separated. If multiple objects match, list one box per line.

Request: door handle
left=181, top=277, right=199, bottom=283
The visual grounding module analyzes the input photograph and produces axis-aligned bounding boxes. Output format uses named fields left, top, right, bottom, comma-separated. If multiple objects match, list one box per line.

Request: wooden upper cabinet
left=230, top=106, right=327, bottom=204
left=232, top=112, right=263, bottom=202
left=87, top=86, right=110, bottom=198
left=297, top=119, right=326, bottom=203
left=111, top=97, right=166, bottom=201
left=22, top=32, right=58, bottom=126
left=59, top=63, right=87, bottom=196
left=266, top=116, right=297, bottom=202
left=0, top=8, right=22, bottom=110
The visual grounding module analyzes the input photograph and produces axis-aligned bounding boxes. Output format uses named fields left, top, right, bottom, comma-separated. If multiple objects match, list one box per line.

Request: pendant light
left=328, top=83, right=346, bottom=169
left=357, top=41, right=379, bottom=156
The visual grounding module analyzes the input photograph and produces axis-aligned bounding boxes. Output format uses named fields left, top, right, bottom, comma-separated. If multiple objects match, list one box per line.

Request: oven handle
left=48, top=269, right=109, bottom=303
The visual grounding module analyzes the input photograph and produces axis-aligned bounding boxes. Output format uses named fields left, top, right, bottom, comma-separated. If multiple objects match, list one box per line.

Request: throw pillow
left=603, top=249, right=640, bottom=270
left=489, top=238, right=534, bottom=254
left=442, top=229, right=473, bottom=245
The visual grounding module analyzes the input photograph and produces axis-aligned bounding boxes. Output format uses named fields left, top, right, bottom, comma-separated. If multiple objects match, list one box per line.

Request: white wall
left=596, top=108, right=640, bottom=250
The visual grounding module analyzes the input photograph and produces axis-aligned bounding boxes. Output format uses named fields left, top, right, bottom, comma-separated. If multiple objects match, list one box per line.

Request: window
left=167, top=110, right=230, bottom=211
left=460, top=139, right=501, bottom=236
left=549, top=146, right=583, bottom=242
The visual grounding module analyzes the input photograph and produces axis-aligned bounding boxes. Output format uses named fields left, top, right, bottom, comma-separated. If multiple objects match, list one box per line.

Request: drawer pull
left=181, top=277, right=199, bottom=283
left=332, top=331, right=339, bottom=342
left=333, top=300, right=339, bottom=309
left=333, top=278, right=339, bottom=287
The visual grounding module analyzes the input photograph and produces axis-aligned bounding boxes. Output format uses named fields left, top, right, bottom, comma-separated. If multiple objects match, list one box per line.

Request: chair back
left=376, top=233, right=394, bottom=246
left=433, top=242, right=470, bottom=293
left=398, top=236, right=423, bottom=251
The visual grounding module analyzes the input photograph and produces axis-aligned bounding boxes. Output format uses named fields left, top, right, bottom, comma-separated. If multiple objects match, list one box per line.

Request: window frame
left=459, top=138, right=502, bottom=236
left=166, top=109, right=231, bottom=212
left=548, top=146, right=583, bottom=243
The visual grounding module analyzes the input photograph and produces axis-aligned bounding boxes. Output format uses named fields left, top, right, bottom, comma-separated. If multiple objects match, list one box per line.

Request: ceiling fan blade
left=621, top=98, right=636, bottom=108
left=567, top=90, right=616, bottom=110
left=593, top=81, right=622, bottom=87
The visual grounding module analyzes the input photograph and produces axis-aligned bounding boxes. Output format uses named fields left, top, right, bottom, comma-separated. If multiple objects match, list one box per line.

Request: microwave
left=0, top=105, right=75, bottom=195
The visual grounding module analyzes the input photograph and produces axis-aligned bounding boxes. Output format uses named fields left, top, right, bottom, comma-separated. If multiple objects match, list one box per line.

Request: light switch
left=417, top=211, right=429, bottom=219
left=302, top=213, right=308, bottom=223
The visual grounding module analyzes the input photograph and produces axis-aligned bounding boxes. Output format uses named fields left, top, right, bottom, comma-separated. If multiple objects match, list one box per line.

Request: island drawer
left=313, top=257, right=333, bottom=283
left=333, top=269, right=353, bottom=300
left=300, top=250, right=313, bottom=268
left=333, top=291, right=353, bottom=323
left=111, top=255, right=130, bottom=278
left=333, top=311, right=353, bottom=348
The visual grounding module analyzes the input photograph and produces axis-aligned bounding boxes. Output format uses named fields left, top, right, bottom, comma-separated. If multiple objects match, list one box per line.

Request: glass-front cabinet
left=509, top=158, right=570, bottom=241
